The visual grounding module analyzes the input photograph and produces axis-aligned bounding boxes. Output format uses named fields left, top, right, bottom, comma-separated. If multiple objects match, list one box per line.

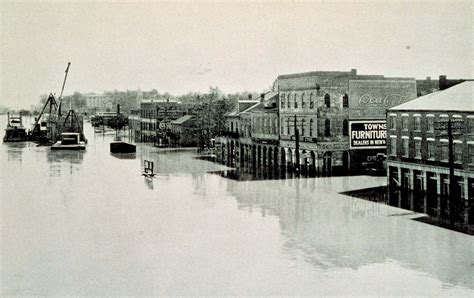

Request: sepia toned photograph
left=1, top=0, right=473, bottom=296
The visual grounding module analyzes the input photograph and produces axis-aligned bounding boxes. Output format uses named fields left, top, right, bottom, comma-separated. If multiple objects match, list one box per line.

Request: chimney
left=439, top=75, right=447, bottom=90
left=260, top=93, right=265, bottom=102
left=426, top=76, right=431, bottom=81
left=351, top=69, right=357, bottom=75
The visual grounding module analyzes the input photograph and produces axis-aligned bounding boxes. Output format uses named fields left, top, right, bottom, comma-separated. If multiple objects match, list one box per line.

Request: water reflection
left=222, top=176, right=474, bottom=290
left=46, top=150, right=84, bottom=177
left=340, top=186, right=474, bottom=235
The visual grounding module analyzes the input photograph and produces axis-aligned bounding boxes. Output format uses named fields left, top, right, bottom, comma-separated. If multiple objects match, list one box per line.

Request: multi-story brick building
left=387, top=81, right=474, bottom=225
left=220, top=69, right=418, bottom=176
left=139, top=98, right=184, bottom=144
left=278, top=69, right=416, bottom=175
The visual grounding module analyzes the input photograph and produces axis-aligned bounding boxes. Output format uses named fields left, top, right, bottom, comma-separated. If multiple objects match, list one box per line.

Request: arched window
left=309, top=93, right=314, bottom=109
left=343, top=94, right=349, bottom=108
left=343, top=119, right=348, bottom=136
left=280, top=94, right=285, bottom=109
left=301, top=93, right=305, bottom=108
left=309, top=118, right=314, bottom=136
left=287, top=94, right=291, bottom=108
left=325, top=119, right=331, bottom=137
left=294, top=93, right=298, bottom=108
left=324, top=94, right=331, bottom=108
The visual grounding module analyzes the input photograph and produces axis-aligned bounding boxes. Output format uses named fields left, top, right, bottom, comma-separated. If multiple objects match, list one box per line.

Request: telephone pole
left=436, top=118, right=464, bottom=228
left=294, top=115, right=300, bottom=174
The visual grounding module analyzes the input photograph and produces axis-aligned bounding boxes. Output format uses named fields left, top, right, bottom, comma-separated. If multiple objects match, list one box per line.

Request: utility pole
left=448, top=120, right=456, bottom=228
left=436, top=118, right=464, bottom=228
left=294, top=115, right=300, bottom=174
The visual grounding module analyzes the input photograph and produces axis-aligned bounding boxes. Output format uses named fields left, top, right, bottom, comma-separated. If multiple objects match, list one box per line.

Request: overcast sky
left=1, top=0, right=473, bottom=109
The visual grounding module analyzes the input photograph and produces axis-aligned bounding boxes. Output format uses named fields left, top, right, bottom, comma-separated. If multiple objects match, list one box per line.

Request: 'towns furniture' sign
left=349, top=120, right=387, bottom=149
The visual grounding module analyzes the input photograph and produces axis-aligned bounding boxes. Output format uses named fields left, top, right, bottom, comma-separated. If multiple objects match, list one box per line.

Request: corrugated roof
left=390, top=81, right=474, bottom=112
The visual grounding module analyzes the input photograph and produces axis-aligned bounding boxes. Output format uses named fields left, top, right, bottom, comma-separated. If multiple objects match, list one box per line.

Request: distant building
left=85, top=93, right=113, bottom=112
left=387, top=81, right=474, bottom=225
left=139, top=98, right=184, bottom=145
left=416, top=75, right=474, bottom=97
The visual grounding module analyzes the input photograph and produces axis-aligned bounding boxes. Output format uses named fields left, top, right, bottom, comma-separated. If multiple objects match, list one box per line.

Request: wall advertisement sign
left=349, top=80, right=417, bottom=119
left=350, top=120, right=387, bottom=149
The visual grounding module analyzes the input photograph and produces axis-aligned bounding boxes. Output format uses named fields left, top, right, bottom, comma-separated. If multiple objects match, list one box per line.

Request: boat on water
left=3, top=113, right=28, bottom=142
left=51, top=132, right=86, bottom=150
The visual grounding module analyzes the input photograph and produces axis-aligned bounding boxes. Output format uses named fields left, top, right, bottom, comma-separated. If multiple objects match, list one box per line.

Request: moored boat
left=3, top=113, right=28, bottom=142
left=51, top=132, right=86, bottom=150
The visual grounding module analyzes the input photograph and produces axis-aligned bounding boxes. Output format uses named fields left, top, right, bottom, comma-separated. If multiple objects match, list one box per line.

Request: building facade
left=387, top=82, right=474, bottom=225
left=139, top=99, right=184, bottom=145
left=85, top=93, right=113, bottom=112
left=278, top=69, right=416, bottom=175
left=219, top=69, right=418, bottom=176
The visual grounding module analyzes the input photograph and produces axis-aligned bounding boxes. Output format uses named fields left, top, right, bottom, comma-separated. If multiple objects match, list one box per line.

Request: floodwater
left=1, top=115, right=473, bottom=295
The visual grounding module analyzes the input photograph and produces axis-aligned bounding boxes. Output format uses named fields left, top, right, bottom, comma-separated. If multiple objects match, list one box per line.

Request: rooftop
left=390, top=81, right=474, bottom=112
left=171, top=115, right=194, bottom=125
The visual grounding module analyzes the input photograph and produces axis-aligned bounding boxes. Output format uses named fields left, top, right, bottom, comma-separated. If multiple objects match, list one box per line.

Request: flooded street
left=1, top=116, right=473, bottom=295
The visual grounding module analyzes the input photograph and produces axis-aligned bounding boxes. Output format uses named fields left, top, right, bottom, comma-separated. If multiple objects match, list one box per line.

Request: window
left=389, top=115, right=396, bottom=130
left=280, top=94, right=285, bottom=109
left=287, top=118, right=290, bottom=135
left=414, top=116, right=421, bottom=131
left=469, top=144, right=474, bottom=164
left=287, top=94, right=291, bottom=108
left=294, top=94, right=298, bottom=108
left=415, top=139, right=421, bottom=158
left=301, top=93, right=305, bottom=108
left=309, top=93, right=314, bottom=109
left=281, top=119, right=284, bottom=134
left=301, top=119, right=305, bottom=136
left=427, top=116, right=434, bottom=132
left=454, top=143, right=463, bottom=163
left=402, top=116, right=408, bottom=130
left=390, top=138, right=397, bottom=156
left=325, top=119, right=331, bottom=137
left=324, top=94, right=331, bottom=108
left=468, top=118, right=474, bottom=133
left=441, top=142, right=449, bottom=161
left=342, top=94, right=349, bottom=108
left=310, top=119, right=313, bottom=136
left=342, top=119, right=348, bottom=136
left=428, top=141, right=435, bottom=159
left=402, top=138, right=409, bottom=157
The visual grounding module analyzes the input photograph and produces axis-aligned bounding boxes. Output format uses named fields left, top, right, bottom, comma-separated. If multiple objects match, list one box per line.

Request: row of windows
left=390, top=137, right=474, bottom=164
left=389, top=114, right=474, bottom=133
left=280, top=118, right=349, bottom=138
left=280, top=93, right=349, bottom=109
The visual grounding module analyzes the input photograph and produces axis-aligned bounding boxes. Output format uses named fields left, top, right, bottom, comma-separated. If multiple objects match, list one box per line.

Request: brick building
left=278, top=69, right=416, bottom=175
left=220, top=69, right=418, bottom=176
left=387, top=81, right=474, bottom=225
left=139, top=98, right=184, bottom=144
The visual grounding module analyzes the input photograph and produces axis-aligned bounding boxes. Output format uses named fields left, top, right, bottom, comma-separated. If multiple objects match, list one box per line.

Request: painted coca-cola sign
left=349, top=80, right=416, bottom=119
